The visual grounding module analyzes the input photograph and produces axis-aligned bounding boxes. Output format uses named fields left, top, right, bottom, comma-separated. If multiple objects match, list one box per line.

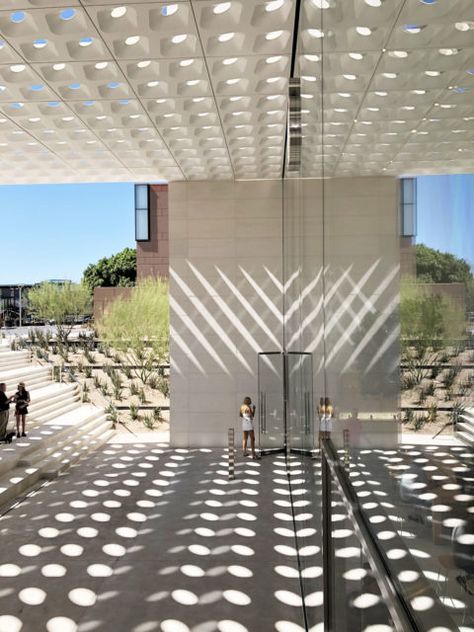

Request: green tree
left=83, top=247, right=136, bottom=292
left=28, top=282, right=91, bottom=343
left=401, top=275, right=466, bottom=355
left=416, top=244, right=473, bottom=284
left=97, top=278, right=169, bottom=388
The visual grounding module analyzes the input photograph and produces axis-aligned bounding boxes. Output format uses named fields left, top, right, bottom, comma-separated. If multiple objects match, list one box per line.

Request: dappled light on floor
left=0, top=442, right=312, bottom=631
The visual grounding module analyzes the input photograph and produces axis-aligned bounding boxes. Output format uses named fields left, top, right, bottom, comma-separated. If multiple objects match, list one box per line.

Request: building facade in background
left=94, top=183, right=169, bottom=320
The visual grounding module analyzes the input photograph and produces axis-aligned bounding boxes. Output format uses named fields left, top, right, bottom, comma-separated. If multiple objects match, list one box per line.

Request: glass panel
left=287, top=352, right=314, bottom=452
left=257, top=352, right=285, bottom=452
left=402, top=178, right=414, bottom=203
left=328, top=475, right=396, bottom=631
left=402, top=204, right=416, bottom=237
left=135, top=207, right=149, bottom=241
left=135, top=183, right=148, bottom=209
left=353, top=446, right=472, bottom=631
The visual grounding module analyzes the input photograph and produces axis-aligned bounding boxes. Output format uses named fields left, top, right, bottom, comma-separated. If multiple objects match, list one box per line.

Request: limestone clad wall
left=169, top=177, right=400, bottom=447
left=169, top=180, right=284, bottom=447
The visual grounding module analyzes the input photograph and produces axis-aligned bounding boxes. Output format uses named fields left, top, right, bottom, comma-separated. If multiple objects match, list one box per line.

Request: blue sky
left=0, top=174, right=472, bottom=285
left=0, top=182, right=135, bottom=285
left=417, top=174, right=474, bottom=269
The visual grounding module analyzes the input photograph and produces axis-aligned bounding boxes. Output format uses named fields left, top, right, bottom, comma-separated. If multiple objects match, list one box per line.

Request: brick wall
left=400, top=236, right=416, bottom=276
left=136, top=183, right=169, bottom=279
left=93, top=287, right=133, bottom=322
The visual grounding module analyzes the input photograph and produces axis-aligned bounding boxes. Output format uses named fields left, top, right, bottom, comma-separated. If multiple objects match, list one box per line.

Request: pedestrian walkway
left=0, top=436, right=320, bottom=632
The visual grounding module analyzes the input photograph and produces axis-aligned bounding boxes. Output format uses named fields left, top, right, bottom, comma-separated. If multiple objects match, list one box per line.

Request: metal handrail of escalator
left=320, top=439, right=457, bottom=632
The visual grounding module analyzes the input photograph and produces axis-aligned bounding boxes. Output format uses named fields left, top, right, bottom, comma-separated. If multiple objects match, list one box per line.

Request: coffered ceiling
left=0, top=0, right=471, bottom=183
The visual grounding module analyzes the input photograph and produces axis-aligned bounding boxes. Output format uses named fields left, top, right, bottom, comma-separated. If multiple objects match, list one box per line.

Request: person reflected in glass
left=319, top=397, right=334, bottom=444
left=317, top=397, right=325, bottom=448
left=240, top=396, right=257, bottom=459
left=13, top=382, right=30, bottom=438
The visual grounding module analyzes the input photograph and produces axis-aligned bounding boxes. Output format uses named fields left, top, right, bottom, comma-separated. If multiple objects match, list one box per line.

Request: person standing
left=240, top=396, right=257, bottom=459
left=317, top=396, right=325, bottom=448
left=319, top=396, right=334, bottom=444
left=0, top=383, right=13, bottom=440
left=13, top=382, right=30, bottom=438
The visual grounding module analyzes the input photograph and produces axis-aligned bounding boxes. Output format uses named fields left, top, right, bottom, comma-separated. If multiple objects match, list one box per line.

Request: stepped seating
left=0, top=349, right=31, bottom=370
left=0, top=345, right=113, bottom=508
left=458, top=408, right=474, bottom=447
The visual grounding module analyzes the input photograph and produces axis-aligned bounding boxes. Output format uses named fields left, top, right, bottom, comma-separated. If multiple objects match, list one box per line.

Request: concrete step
left=0, top=405, right=105, bottom=480
left=0, top=359, right=31, bottom=372
left=0, top=365, right=51, bottom=391
left=0, top=413, right=112, bottom=508
left=27, top=379, right=56, bottom=393
left=42, top=418, right=114, bottom=479
left=28, top=391, right=80, bottom=420
left=27, top=383, right=78, bottom=409
left=32, top=399, right=82, bottom=424
left=0, top=351, right=31, bottom=366
left=457, top=432, right=473, bottom=447
left=458, top=418, right=474, bottom=445
left=457, top=410, right=474, bottom=447
left=17, top=410, right=109, bottom=470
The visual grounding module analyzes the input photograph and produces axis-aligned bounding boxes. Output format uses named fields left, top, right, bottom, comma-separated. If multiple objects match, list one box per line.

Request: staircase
left=457, top=407, right=474, bottom=447
left=0, top=340, right=114, bottom=508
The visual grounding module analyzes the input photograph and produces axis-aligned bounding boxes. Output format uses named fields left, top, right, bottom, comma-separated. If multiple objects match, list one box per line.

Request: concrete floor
left=0, top=437, right=318, bottom=632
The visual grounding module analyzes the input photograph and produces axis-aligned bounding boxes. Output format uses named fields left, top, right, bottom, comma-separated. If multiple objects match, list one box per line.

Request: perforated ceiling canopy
left=0, top=0, right=472, bottom=183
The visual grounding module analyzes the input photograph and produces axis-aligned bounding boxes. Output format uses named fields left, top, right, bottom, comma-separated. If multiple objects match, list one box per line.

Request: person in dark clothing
left=0, top=382, right=13, bottom=439
left=13, top=382, right=30, bottom=438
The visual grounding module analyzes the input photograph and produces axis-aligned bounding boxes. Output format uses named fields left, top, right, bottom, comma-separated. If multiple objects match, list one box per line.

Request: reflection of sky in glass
left=417, top=174, right=474, bottom=270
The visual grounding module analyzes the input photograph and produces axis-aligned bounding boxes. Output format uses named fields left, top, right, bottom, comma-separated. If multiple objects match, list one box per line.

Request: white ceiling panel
left=0, top=0, right=470, bottom=183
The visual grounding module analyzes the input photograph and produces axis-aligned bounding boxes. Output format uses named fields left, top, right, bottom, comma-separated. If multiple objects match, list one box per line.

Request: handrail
left=321, top=439, right=457, bottom=632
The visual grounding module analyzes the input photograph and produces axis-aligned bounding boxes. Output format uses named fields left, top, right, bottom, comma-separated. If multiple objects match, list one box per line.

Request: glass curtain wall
left=281, top=2, right=474, bottom=630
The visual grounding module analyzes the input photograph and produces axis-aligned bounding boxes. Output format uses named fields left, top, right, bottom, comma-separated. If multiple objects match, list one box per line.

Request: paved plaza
left=0, top=436, right=320, bottom=632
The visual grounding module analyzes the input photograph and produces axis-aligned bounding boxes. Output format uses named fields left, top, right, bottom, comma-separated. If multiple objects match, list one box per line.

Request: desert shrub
left=122, top=365, right=133, bottom=379
left=443, top=365, right=461, bottom=389
left=84, top=349, right=96, bottom=364
left=142, top=413, right=156, bottom=430
left=414, top=415, right=426, bottom=432
left=426, top=403, right=438, bottom=423
left=106, top=403, right=118, bottom=425
left=97, top=278, right=169, bottom=385
left=425, top=381, right=435, bottom=397
left=401, top=373, right=416, bottom=391
left=158, top=376, right=170, bottom=399
left=129, top=403, right=139, bottom=421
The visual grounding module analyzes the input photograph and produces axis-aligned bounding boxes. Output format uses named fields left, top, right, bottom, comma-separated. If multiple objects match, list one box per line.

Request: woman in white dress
left=240, top=396, right=257, bottom=459
left=319, top=397, right=333, bottom=446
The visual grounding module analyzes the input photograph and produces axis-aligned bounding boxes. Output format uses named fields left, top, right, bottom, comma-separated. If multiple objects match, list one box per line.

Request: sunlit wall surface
left=282, top=176, right=400, bottom=450
left=169, top=174, right=400, bottom=448
left=169, top=180, right=284, bottom=447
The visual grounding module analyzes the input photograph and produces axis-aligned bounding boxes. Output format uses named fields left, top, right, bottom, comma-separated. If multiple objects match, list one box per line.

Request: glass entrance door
left=257, top=351, right=314, bottom=454
left=287, top=352, right=314, bottom=452
left=257, top=352, right=286, bottom=453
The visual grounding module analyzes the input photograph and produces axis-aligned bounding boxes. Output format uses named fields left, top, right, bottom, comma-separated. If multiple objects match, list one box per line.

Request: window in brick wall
left=135, top=184, right=150, bottom=241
